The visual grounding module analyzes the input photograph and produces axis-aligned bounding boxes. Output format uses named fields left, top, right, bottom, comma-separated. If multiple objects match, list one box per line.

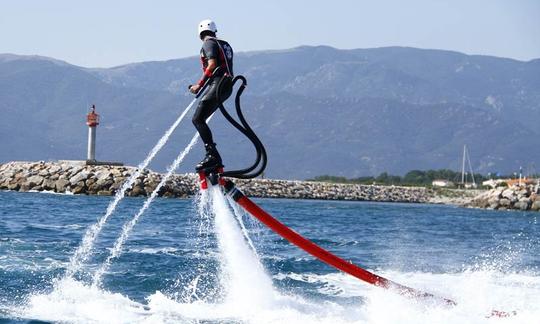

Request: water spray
left=65, top=73, right=218, bottom=278
left=92, top=132, right=201, bottom=286
left=65, top=98, right=198, bottom=278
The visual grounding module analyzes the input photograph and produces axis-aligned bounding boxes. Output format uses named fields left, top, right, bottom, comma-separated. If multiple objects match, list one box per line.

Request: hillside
left=0, top=47, right=539, bottom=179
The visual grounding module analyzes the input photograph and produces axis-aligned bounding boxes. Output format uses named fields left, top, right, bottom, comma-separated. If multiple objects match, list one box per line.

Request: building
left=432, top=179, right=455, bottom=187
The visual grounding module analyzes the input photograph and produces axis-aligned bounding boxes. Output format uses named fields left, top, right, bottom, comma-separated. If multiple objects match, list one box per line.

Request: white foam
left=13, top=263, right=540, bottom=323
left=16, top=278, right=150, bottom=323
left=274, top=269, right=540, bottom=323
left=29, top=190, right=66, bottom=195
left=145, top=290, right=359, bottom=324
left=131, top=247, right=180, bottom=255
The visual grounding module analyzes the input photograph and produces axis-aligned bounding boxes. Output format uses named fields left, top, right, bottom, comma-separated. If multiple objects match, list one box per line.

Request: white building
left=432, top=179, right=455, bottom=187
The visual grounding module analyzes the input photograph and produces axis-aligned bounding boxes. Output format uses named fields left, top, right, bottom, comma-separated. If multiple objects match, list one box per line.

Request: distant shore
left=0, top=161, right=465, bottom=204
left=467, top=185, right=540, bottom=211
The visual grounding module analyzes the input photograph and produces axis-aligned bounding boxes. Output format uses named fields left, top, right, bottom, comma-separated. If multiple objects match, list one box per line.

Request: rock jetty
left=0, top=161, right=194, bottom=198
left=467, top=185, right=540, bottom=211
left=0, top=161, right=432, bottom=203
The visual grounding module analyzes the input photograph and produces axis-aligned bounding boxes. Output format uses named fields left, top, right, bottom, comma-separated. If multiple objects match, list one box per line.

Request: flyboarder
left=189, top=19, right=234, bottom=171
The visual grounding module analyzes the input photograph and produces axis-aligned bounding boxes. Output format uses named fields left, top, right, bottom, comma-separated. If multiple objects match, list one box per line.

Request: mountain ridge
left=1, top=46, right=538, bottom=179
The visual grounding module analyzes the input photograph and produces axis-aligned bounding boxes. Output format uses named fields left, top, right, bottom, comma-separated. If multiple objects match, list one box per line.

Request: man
left=189, top=19, right=234, bottom=171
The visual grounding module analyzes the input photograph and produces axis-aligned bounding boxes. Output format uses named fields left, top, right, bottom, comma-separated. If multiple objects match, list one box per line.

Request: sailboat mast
left=466, top=147, right=476, bottom=186
left=461, top=145, right=466, bottom=184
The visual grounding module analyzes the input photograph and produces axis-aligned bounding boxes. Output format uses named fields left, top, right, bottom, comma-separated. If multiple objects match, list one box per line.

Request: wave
left=8, top=267, right=539, bottom=323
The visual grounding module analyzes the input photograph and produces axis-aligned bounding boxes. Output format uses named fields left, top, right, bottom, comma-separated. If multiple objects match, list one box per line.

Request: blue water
left=1, top=190, right=539, bottom=323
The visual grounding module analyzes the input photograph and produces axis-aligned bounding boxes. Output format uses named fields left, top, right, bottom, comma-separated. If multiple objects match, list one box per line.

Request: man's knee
left=192, top=101, right=209, bottom=127
left=192, top=114, right=201, bottom=127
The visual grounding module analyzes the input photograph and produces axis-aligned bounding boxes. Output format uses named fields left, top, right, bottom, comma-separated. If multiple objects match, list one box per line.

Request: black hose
left=219, top=76, right=262, bottom=176
left=215, top=74, right=267, bottom=179
left=232, top=77, right=267, bottom=177
left=217, top=75, right=264, bottom=178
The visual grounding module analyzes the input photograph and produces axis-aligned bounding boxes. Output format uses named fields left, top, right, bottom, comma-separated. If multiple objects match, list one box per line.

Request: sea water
left=65, top=98, right=197, bottom=277
left=0, top=190, right=539, bottom=323
left=91, top=132, right=200, bottom=286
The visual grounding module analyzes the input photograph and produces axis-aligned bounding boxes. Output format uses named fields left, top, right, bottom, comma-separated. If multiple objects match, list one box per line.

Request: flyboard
left=194, top=71, right=516, bottom=318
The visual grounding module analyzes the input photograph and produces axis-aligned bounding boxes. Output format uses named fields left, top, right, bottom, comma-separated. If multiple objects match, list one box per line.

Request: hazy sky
left=1, top=0, right=538, bottom=67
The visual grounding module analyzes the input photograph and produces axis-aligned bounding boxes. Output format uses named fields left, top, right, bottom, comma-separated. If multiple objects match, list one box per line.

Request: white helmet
left=198, top=19, right=217, bottom=37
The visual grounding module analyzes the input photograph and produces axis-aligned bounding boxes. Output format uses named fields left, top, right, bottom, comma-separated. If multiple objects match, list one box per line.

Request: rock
left=55, top=179, right=70, bottom=192
left=163, top=191, right=174, bottom=198
left=49, top=165, right=61, bottom=174
left=499, top=198, right=511, bottom=207
left=515, top=198, right=531, bottom=211
left=38, top=168, right=50, bottom=176
left=71, top=181, right=86, bottom=194
left=488, top=201, right=499, bottom=209
left=88, top=177, right=113, bottom=193
left=531, top=201, right=540, bottom=211
left=95, top=177, right=114, bottom=189
left=129, top=186, right=146, bottom=197
left=24, top=175, right=44, bottom=188
left=468, top=185, right=540, bottom=212
left=42, top=178, right=57, bottom=191
left=97, top=190, right=113, bottom=196
left=7, top=182, right=20, bottom=191
left=95, top=170, right=112, bottom=182
left=501, top=189, right=515, bottom=200
left=86, top=175, right=95, bottom=183
left=69, top=171, right=90, bottom=186
left=110, top=180, right=124, bottom=191
left=492, top=188, right=503, bottom=198
left=144, top=185, right=157, bottom=194
left=66, top=166, right=83, bottom=178
left=487, top=196, right=499, bottom=206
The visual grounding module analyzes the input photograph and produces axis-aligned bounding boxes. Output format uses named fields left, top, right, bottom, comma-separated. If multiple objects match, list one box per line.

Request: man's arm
left=190, top=58, right=217, bottom=94
left=205, top=58, right=217, bottom=73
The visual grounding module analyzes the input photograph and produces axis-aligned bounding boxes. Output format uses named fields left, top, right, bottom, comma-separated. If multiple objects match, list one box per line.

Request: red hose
left=221, top=179, right=514, bottom=317
left=235, top=195, right=456, bottom=306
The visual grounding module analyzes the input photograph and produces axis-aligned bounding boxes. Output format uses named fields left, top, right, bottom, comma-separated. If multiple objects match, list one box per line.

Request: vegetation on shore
left=307, top=169, right=538, bottom=187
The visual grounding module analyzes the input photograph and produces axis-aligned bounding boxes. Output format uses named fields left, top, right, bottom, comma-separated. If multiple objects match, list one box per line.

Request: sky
left=1, top=0, right=539, bottom=67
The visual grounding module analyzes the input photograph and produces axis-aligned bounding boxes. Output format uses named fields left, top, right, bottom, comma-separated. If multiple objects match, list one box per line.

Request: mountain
left=0, top=47, right=539, bottom=179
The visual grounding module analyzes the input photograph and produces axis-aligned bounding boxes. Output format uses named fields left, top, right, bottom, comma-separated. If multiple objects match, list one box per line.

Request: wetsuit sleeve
left=197, top=40, right=220, bottom=86
left=202, top=39, right=219, bottom=60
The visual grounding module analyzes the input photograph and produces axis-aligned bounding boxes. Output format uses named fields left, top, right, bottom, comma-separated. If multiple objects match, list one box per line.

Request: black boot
left=196, top=143, right=223, bottom=171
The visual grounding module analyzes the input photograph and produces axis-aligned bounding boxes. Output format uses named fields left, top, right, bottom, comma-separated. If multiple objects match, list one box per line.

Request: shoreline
left=0, top=161, right=459, bottom=204
left=467, top=185, right=540, bottom=211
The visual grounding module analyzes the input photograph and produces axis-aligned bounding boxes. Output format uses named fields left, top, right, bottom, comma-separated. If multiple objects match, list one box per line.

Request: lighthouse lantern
left=87, top=105, right=100, bottom=127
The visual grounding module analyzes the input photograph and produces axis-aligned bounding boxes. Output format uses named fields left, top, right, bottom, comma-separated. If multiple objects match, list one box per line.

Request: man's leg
left=192, top=76, right=232, bottom=142
left=192, top=83, right=222, bottom=170
left=192, top=99, right=218, bottom=145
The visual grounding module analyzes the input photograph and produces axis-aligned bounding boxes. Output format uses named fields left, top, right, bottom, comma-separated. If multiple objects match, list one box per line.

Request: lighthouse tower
left=86, top=104, right=100, bottom=162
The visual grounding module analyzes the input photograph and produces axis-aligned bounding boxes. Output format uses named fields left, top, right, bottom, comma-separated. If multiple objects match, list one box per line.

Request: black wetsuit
left=192, top=37, right=234, bottom=145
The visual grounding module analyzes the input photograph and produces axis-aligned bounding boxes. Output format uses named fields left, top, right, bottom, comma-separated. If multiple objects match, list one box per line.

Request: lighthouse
left=60, top=104, right=122, bottom=166
left=86, top=104, right=100, bottom=162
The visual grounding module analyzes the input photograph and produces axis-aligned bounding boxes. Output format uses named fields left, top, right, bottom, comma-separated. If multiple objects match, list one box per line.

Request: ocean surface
left=0, top=189, right=539, bottom=323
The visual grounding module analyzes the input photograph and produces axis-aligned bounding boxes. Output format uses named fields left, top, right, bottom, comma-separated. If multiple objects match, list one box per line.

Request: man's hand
left=190, top=84, right=201, bottom=94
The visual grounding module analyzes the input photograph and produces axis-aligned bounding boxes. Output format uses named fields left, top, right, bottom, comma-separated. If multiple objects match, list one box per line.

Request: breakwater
left=0, top=161, right=433, bottom=203
left=467, top=185, right=540, bottom=211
